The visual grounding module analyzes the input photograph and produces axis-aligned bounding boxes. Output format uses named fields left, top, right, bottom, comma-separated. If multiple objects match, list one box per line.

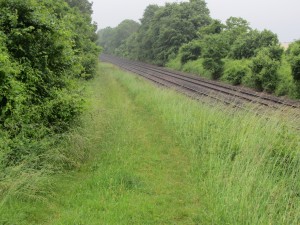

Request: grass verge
left=1, top=62, right=299, bottom=224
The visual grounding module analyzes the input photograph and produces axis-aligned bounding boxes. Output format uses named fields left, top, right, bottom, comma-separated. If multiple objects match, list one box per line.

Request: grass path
left=44, top=63, right=201, bottom=224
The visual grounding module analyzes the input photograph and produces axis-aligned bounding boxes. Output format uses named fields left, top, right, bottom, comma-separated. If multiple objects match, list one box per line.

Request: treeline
left=0, top=0, right=100, bottom=195
left=98, top=0, right=210, bottom=65
left=97, top=0, right=300, bottom=98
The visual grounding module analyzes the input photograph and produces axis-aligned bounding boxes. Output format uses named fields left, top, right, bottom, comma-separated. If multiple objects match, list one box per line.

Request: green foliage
left=202, top=58, right=223, bottom=80
left=250, top=46, right=283, bottom=92
left=222, top=59, right=251, bottom=85
left=98, top=0, right=211, bottom=65
left=225, top=17, right=250, bottom=39
left=97, top=20, right=140, bottom=54
left=230, top=29, right=279, bottom=59
left=165, top=55, right=182, bottom=70
left=96, top=1, right=298, bottom=98
left=4, top=62, right=299, bottom=224
left=276, top=57, right=296, bottom=97
left=65, top=0, right=93, bottom=15
left=0, top=0, right=100, bottom=199
left=201, top=34, right=230, bottom=79
left=182, top=58, right=212, bottom=78
left=167, top=14, right=297, bottom=97
left=286, top=40, right=300, bottom=81
left=179, top=40, right=202, bottom=64
left=144, top=0, right=211, bottom=65
left=197, top=19, right=224, bottom=38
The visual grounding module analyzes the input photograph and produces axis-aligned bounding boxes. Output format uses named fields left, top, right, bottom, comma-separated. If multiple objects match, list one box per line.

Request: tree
left=97, top=20, right=140, bottom=55
left=149, top=0, right=211, bottom=65
left=112, top=20, right=140, bottom=54
left=197, top=19, right=224, bottom=38
left=97, top=27, right=114, bottom=53
left=224, top=17, right=251, bottom=45
left=65, top=0, right=93, bottom=15
left=230, top=29, right=279, bottom=59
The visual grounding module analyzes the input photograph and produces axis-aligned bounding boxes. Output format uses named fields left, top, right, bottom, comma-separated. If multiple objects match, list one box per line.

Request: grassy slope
left=1, top=62, right=299, bottom=224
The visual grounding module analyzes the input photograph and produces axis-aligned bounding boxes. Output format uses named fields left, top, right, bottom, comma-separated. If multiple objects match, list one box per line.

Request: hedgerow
left=0, top=0, right=100, bottom=198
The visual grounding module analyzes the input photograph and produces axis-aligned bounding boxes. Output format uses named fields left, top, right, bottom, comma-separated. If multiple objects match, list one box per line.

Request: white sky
left=91, top=0, right=300, bottom=42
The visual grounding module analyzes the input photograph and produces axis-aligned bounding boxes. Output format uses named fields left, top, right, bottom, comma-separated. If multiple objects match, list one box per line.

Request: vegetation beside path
left=98, top=0, right=300, bottom=99
left=2, top=63, right=299, bottom=224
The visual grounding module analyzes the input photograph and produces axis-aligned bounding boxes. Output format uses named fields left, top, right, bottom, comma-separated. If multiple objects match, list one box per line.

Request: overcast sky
left=91, top=0, right=300, bottom=42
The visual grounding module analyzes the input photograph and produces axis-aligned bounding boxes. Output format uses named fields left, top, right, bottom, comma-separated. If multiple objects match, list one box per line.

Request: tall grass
left=166, top=57, right=212, bottom=79
left=182, top=58, right=212, bottom=79
left=1, top=63, right=299, bottom=224
left=114, top=64, right=300, bottom=224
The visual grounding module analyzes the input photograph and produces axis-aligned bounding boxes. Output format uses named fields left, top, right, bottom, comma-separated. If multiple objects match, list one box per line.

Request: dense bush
left=222, top=60, right=251, bottom=85
left=201, top=34, right=230, bottom=79
left=250, top=46, right=283, bottom=92
left=286, top=40, right=300, bottom=81
left=0, top=0, right=100, bottom=178
left=179, top=40, right=202, bottom=64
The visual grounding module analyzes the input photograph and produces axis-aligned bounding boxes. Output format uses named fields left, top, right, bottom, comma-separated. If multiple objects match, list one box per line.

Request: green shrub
left=182, top=58, right=212, bottom=78
left=201, top=34, right=230, bottom=79
left=0, top=0, right=100, bottom=200
left=275, top=57, right=296, bottom=97
left=222, top=60, right=251, bottom=85
left=166, top=55, right=182, bottom=70
left=202, top=58, right=224, bottom=80
left=179, top=40, right=202, bottom=64
left=286, top=40, right=300, bottom=81
left=250, top=46, right=283, bottom=92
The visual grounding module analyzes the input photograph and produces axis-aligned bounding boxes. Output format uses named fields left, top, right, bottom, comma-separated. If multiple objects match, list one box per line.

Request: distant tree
left=230, top=29, right=279, bottom=59
left=112, top=20, right=140, bottom=53
left=144, top=0, right=211, bottom=65
left=135, top=5, right=160, bottom=61
left=224, top=17, right=251, bottom=45
left=97, top=1, right=211, bottom=65
left=225, top=17, right=250, bottom=33
left=115, top=33, right=139, bottom=59
left=64, top=0, right=93, bottom=15
left=97, top=20, right=140, bottom=55
left=197, top=19, right=224, bottom=38
left=97, top=27, right=115, bottom=53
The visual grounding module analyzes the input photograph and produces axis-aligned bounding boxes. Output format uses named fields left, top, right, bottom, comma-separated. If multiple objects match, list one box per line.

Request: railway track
left=101, top=54, right=300, bottom=112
